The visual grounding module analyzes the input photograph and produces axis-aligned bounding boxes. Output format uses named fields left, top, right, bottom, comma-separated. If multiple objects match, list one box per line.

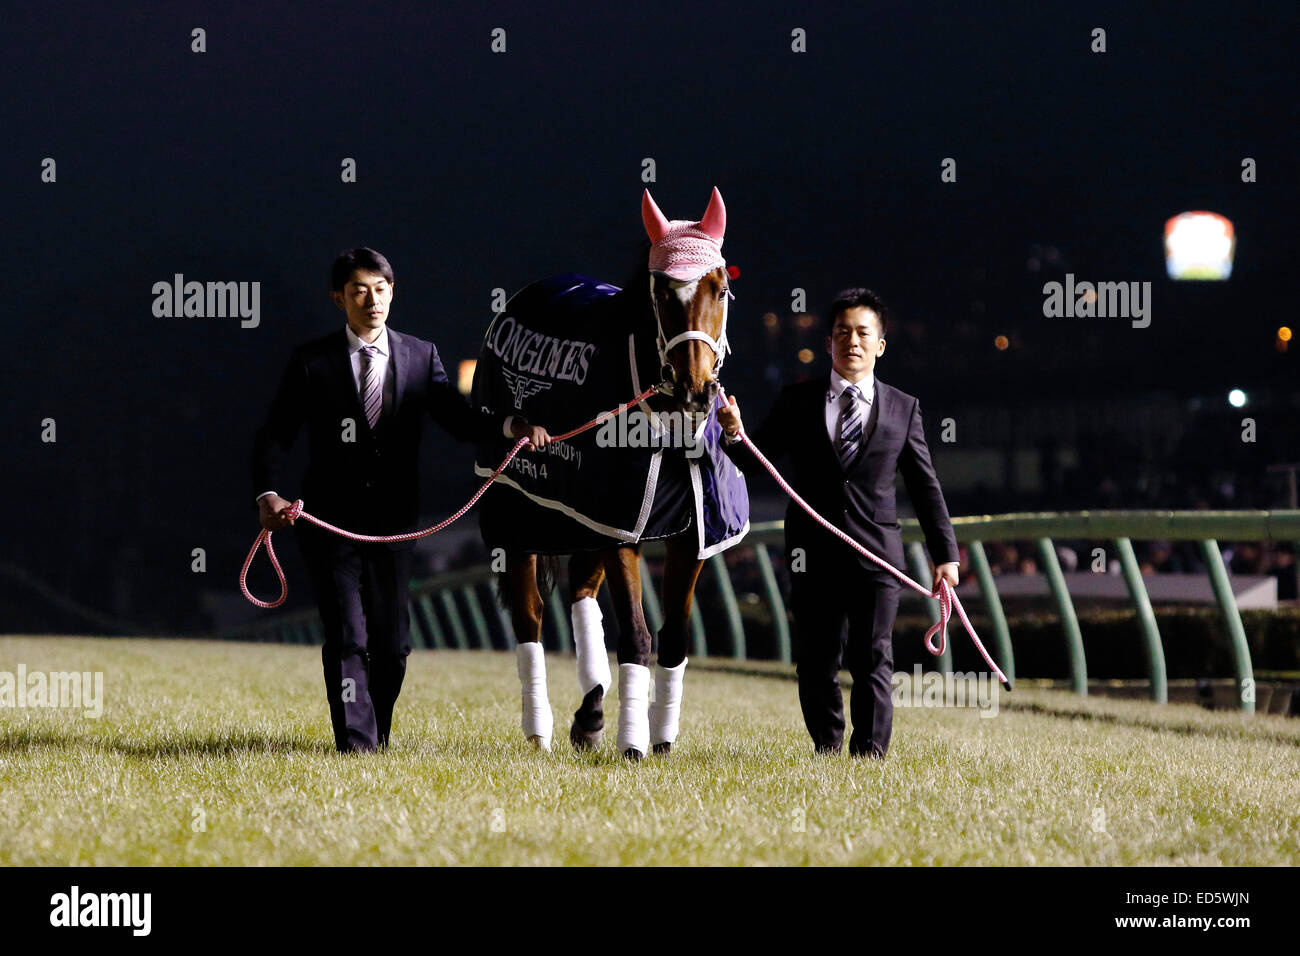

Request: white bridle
left=649, top=268, right=734, bottom=394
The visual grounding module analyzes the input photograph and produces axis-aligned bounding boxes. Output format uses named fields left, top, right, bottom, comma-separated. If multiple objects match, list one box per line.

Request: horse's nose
left=676, top=380, right=719, bottom=414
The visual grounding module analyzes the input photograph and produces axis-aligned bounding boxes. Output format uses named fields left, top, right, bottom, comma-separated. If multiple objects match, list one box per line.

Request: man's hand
left=510, top=418, right=551, bottom=450
left=258, top=493, right=298, bottom=532
left=932, top=562, right=959, bottom=594
left=718, top=394, right=743, bottom=437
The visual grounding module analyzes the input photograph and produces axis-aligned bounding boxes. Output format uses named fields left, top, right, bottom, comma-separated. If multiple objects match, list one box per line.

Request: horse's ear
left=642, top=189, right=671, bottom=243
left=698, top=187, right=726, bottom=241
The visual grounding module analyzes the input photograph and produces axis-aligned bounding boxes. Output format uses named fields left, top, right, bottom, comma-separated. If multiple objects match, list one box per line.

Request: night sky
left=4, top=1, right=1297, bottom=633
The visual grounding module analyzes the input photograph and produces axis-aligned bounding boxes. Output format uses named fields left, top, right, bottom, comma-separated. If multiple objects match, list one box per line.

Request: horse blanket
left=472, top=273, right=749, bottom=558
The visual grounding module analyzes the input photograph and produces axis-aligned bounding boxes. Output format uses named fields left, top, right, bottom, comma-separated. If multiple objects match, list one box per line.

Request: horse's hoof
left=569, top=723, right=602, bottom=751
left=570, top=686, right=604, bottom=751
left=527, top=734, right=551, bottom=753
left=622, top=747, right=644, bottom=762
left=652, top=741, right=671, bottom=755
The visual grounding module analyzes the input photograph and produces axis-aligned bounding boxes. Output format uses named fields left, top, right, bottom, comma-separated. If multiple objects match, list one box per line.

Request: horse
left=472, top=187, right=747, bottom=760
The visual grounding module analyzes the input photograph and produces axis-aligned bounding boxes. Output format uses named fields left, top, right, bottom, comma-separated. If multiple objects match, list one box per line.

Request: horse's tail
left=494, top=554, right=560, bottom=612
left=538, top=555, right=559, bottom=598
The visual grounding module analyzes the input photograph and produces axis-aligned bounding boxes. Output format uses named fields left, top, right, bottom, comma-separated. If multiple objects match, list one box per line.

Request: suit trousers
left=789, top=551, right=901, bottom=756
left=296, top=522, right=413, bottom=752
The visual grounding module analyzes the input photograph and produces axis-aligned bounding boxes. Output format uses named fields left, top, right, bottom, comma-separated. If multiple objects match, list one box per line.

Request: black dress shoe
left=850, top=747, right=886, bottom=760
left=338, top=743, right=378, bottom=754
left=848, top=732, right=886, bottom=759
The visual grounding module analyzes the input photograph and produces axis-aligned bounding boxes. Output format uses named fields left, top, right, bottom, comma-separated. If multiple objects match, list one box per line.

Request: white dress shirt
left=345, top=323, right=395, bottom=413
left=825, top=370, right=875, bottom=447
left=721, top=369, right=876, bottom=447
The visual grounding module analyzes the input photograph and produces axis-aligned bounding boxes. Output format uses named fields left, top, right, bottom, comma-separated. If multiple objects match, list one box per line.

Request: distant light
left=796, top=314, right=815, bottom=330
left=994, top=335, right=1009, bottom=350
left=1164, top=211, right=1235, bottom=280
left=457, top=359, right=476, bottom=395
left=1228, top=388, right=1247, bottom=408
left=797, top=348, right=814, bottom=364
left=763, top=312, right=779, bottom=330
left=1278, top=326, right=1293, bottom=342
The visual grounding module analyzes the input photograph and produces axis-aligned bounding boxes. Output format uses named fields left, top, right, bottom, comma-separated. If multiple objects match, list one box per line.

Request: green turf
left=1, top=636, right=1297, bottom=865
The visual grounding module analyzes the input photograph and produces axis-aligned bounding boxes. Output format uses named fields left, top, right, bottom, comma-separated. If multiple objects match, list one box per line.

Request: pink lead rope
left=720, top=388, right=1012, bottom=691
left=240, top=383, right=1012, bottom=691
left=239, top=387, right=660, bottom=610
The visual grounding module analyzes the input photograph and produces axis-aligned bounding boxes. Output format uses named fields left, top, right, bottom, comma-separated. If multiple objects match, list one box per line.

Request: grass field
left=1, top=636, right=1298, bottom=866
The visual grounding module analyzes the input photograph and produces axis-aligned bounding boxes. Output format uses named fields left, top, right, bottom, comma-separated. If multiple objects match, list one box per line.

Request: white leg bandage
left=616, top=663, right=650, bottom=756
left=516, top=642, right=553, bottom=751
left=571, top=596, right=611, bottom=697
left=649, top=657, right=688, bottom=746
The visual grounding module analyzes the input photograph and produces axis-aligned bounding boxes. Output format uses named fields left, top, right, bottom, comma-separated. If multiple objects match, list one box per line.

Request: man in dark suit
left=252, top=247, right=549, bottom=753
left=719, top=288, right=960, bottom=758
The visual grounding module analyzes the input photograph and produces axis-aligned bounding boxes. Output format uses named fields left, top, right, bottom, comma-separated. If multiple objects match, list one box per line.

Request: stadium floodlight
left=1164, top=211, right=1235, bottom=280
left=1228, top=388, right=1247, bottom=408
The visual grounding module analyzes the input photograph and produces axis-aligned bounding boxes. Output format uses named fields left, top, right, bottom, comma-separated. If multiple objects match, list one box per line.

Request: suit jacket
left=724, top=374, right=959, bottom=579
left=251, top=326, right=506, bottom=541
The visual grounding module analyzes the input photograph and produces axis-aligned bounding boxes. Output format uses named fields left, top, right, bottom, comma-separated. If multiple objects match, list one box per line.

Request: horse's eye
left=717, top=285, right=728, bottom=301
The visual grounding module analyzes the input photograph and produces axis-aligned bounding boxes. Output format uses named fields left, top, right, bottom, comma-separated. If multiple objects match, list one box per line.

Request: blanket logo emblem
left=501, top=369, right=553, bottom=409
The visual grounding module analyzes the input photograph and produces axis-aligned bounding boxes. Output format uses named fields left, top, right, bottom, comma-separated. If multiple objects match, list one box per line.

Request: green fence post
left=689, top=600, right=707, bottom=658
left=461, top=584, right=492, bottom=649
left=1198, top=538, right=1256, bottom=714
left=752, top=543, right=792, bottom=664
left=1037, top=537, right=1087, bottom=695
left=1114, top=537, right=1167, bottom=704
left=968, top=540, right=1014, bottom=683
left=489, top=578, right=515, bottom=646
left=639, top=556, right=664, bottom=636
left=417, top=593, right=446, bottom=649
left=439, top=590, right=469, bottom=649
left=907, top=541, right=951, bottom=674
left=709, top=554, right=747, bottom=659
left=408, top=596, right=431, bottom=649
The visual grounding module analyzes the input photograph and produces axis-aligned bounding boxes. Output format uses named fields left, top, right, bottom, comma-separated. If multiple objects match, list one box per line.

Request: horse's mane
left=609, top=237, right=655, bottom=335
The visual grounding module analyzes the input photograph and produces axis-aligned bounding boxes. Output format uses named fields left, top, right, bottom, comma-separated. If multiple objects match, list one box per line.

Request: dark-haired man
left=719, top=288, right=959, bottom=758
left=252, top=248, right=550, bottom=753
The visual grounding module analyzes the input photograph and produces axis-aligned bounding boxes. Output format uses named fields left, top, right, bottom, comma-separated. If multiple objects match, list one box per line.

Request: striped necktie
left=359, top=345, right=382, bottom=429
left=838, top=384, right=862, bottom=470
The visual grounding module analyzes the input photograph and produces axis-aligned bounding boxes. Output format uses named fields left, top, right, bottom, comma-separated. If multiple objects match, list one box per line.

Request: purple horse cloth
left=472, top=273, right=749, bottom=557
